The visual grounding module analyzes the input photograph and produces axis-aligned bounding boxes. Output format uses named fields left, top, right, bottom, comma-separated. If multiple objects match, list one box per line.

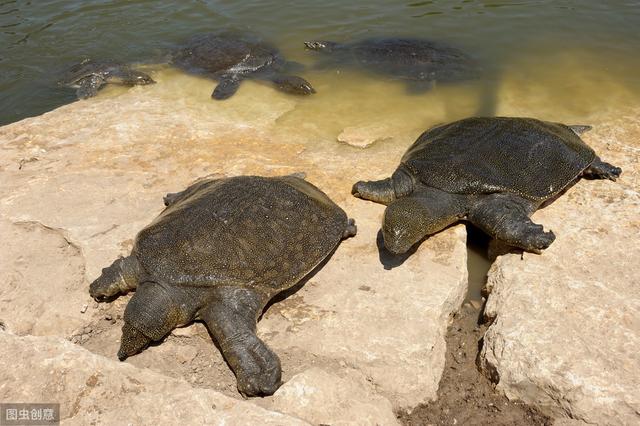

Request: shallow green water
left=1, top=0, right=640, bottom=125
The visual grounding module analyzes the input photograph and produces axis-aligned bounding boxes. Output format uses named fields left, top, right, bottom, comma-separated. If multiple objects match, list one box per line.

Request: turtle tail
left=89, top=255, right=141, bottom=302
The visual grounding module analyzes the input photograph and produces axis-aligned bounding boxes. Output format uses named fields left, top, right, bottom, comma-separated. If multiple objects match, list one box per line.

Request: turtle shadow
left=376, top=229, right=419, bottom=270
left=377, top=221, right=466, bottom=270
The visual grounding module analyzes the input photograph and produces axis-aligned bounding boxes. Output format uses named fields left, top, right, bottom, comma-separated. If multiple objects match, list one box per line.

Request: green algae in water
left=1, top=1, right=640, bottom=125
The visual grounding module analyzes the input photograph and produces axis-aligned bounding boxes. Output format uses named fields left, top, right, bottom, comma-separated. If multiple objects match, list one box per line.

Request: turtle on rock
left=60, top=59, right=155, bottom=99
left=352, top=117, right=622, bottom=254
left=90, top=175, right=356, bottom=397
left=172, top=31, right=316, bottom=100
left=304, top=37, right=478, bottom=92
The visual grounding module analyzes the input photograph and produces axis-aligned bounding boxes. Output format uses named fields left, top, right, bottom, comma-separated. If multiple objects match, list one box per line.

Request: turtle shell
left=330, top=38, right=477, bottom=82
left=133, top=176, right=347, bottom=294
left=172, top=32, right=280, bottom=77
left=60, top=60, right=124, bottom=85
left=401, top=117, right=596, bottom=201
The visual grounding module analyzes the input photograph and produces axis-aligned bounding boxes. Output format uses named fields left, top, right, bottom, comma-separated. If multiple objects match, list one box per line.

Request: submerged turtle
left=60, top=59, right=155, bottom=99
left=304, top=37, right=478, bottom=92
left=172, top=32, right=315, bottom=100
left=90, top=175, right=356, bottom=396
left=352, top=117, right=621, bottom=254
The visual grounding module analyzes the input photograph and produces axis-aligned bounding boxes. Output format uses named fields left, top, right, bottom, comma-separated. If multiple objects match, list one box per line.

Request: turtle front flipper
left=468, top=193, right=555, bottom=253
left=202, top=287, right=281, bottom=397
left=212, top=76, right=242, bottom=100
left=89, top=255, right=142, bottom=301
left=581, top=157, right=622, bottom=181
left=76, top=74, right=105, bottom=99
left=266, top=74, right=315, bottom=96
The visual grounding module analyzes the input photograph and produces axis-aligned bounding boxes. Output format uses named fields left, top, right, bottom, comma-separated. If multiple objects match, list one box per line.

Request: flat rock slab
left=0, top=88, right=469, bottom=421
left=0, top=331, right=308, bottom=425
left=271, top=367, right=399, bottom=425
left=480, top=112, right=640, bottom=425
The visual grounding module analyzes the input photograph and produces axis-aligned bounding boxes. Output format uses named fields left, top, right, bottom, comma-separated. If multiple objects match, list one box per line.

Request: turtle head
left=382, top=205, right=424, bottom=255
left=382, top=193, right=456, bottom=255
left=118, top=282, right=188, bottom=361
left=304, top=41, right=339, bottom=52
left=271, top=75, right=316, bottom=96
left=118, top=322, right=152, bottom=361
left=127, top=70, right=155, bottom=86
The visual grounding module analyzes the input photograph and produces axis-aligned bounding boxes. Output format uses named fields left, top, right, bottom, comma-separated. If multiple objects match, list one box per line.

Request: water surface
left=1, top=0, right=639, bottom=125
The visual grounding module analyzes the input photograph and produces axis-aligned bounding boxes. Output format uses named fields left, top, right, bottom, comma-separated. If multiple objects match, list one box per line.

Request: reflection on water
left=1, top=1, right=639, bottom=125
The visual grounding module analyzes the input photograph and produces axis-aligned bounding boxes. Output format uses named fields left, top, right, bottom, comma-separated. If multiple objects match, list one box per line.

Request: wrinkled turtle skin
left=60, top=59, right=155, bottom=99
left=172, top=32, right=315, bottom=99
left=90, top=175, right=356, bottom=397
left=304, top=37, right=478, bottom=92
left=352, top=117, right=622, bottom=254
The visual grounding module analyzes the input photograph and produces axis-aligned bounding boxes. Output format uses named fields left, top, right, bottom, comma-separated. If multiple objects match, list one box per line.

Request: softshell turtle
left=60, top=59, right=155, bottom=99
left=352, top=117, right=621, bottom=254
left=172, top=32, right=315, bottom=100
left=304, top=37, right=478, bottom=92
left=90, top=175, right=356, bottom=396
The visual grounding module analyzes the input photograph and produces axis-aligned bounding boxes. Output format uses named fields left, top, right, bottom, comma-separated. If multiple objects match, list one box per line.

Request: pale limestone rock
left=0, top=331, right=308, bottom=426
left=480, top=113, right=640, bottom=425
left=337, top=123, right=394, bottom=148
left=270, top=368, right=399, bottom=425
left=0, top=88, right=469, bottom=419
left=0, top=219, right=86, bottom=336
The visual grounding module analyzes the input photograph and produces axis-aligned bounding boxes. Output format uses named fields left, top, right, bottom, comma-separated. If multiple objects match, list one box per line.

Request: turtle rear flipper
left=266, top=74, right=315, bottom=96
left=76, top=74, right=105, bottom=99
left=212, top=76, right=241, bottom=100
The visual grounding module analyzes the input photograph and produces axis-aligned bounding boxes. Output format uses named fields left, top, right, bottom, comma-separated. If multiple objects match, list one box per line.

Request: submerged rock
left=479, top=114, right=640, bottom=425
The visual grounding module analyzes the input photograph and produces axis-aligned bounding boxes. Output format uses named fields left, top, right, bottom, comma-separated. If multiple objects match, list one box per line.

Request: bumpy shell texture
left=172, top=32, right=280, bottom=76
left=134, top=176, right=347, bottom=294
left=401, top=117, right=596, bottom=201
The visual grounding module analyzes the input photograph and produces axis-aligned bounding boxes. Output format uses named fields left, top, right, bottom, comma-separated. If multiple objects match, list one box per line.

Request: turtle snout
left=118, top=323, right=151, bottom=361
left=137, top=75, right=156, bottom=85
left=304, top=41, right=325, bottom=51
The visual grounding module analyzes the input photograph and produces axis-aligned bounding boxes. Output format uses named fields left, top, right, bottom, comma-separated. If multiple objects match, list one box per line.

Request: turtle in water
left=60, top=59, right=155, bottom=99
left=352, top=117, right=622, bottom=254
left=172, top=32, right=315, bottom=100
left=89, top=175, right=356, bottom=396
left=304, top=37, right=478, bottom=92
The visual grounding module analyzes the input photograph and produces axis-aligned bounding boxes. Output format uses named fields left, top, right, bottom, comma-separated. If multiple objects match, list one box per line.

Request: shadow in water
left=465, top=224, right=492, bottom=302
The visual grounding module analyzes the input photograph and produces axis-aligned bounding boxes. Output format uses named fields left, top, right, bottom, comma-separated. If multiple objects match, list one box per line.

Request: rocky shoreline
left=1, top=85, right=638, bottom=425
